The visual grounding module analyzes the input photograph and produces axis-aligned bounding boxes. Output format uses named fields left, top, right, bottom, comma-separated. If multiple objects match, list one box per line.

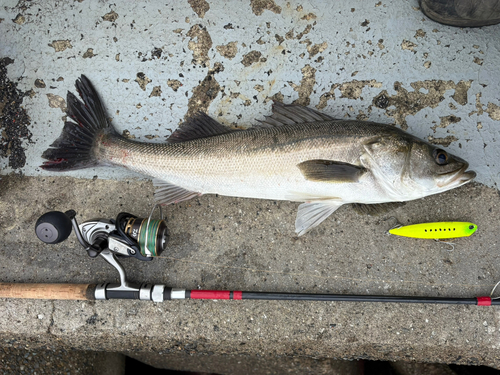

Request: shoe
left=419, top=0, right=500, bottom=27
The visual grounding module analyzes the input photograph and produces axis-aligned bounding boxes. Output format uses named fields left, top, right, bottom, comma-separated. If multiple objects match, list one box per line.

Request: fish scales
left=100, top=122, right=388, bottom=200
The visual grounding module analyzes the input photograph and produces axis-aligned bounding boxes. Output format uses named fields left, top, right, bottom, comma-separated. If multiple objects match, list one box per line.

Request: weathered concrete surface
left=1, top=175, right=500, bottom=373
left=0, top=0, right=499, bottom=187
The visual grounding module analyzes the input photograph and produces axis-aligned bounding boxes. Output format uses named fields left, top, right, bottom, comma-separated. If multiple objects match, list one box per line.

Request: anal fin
left=153, top=179, right=202, bottom=205
left=295, top=201, right=343, bottom=236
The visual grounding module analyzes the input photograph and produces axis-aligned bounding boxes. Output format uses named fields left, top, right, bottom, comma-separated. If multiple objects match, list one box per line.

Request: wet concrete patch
left=0, top=58, right=32, bottom=170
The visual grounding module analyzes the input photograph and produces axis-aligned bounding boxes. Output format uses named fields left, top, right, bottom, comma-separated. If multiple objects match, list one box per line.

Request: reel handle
left=35, top=210, right=74, bottom=244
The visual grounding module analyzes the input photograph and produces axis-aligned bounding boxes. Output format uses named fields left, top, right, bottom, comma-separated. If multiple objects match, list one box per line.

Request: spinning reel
left=35, top=207, right=170, bottom=301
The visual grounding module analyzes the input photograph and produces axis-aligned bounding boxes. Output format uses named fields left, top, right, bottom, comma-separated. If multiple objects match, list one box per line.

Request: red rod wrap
left=477, top=296, right=492, bottom=306
left=233, top=291, right=242, bottom=300
left=190, top=290, right=230, bottom=299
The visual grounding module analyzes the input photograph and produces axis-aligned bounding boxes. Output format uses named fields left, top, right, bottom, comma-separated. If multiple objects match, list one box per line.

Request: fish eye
left=433, top=149, right=448, bottom=165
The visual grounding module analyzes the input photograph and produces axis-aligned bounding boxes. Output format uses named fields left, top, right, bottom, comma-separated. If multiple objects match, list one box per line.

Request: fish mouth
left=437, top=165, right=476, bottom=188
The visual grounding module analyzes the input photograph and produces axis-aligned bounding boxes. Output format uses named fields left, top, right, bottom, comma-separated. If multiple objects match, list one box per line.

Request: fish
left=41, top=75, right=476, bottom=236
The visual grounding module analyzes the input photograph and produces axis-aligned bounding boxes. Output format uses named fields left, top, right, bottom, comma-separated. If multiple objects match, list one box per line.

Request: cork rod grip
left=0, top=283, right=96, bottom=301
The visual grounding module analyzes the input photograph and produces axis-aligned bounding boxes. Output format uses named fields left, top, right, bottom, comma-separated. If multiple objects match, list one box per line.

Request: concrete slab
left=1, top=0, right=500, bottom=372
left=1, top=175, right=500, bottom=371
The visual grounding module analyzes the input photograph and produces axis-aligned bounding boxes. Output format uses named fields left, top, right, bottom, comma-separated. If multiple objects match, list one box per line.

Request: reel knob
left=35, top=211, right=73, bottom=244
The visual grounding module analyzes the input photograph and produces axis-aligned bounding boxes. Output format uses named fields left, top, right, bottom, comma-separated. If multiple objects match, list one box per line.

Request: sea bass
left=41, top=76, right=476, bottom=235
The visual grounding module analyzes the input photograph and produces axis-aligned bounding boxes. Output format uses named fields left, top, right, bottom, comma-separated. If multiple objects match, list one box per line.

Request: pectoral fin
left=298, top=160, right=366, bottom=183
left=295, top=201, right=343, bottom=236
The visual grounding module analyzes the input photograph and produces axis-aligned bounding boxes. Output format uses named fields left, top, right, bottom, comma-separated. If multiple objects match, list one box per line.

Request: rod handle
left=0, top=283, right=96, bottom=301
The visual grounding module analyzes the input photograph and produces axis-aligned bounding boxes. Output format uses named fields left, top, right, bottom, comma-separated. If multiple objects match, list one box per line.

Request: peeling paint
left=291, top=65, right=316, bottom=106
left=428, top=135, right=458, bottom=147
left=102, top=11, right=118, bottom=22
left=188, top=0, right=210, bottom=18
left=401, top=40, right=417, bottom=52
left=187, top=24, right=213, bottom=66
left=185, top=63, right=224, bottom=121
left=135, top=73, right=151, bottom=91
left=250, top=0, right=282, bottom=16
left=46, top=94, right=66, bottom=112
left=167, top=80, right=182, bottom=92
left=431, top=115, right=461, bottom=132
left=82, top=48, right=95, bottom=59
left=415, top=29, right=426, bottom=38
left=216, top=42, right=238, bottom=59
left=48, top=40, right=72, bottom=52
left=149, top=86, right=162, bottom=97
left=486, top=103, right=500, bottom=120
left=307, top=42, right=327, bottom=58
left=241, top=51, right=263, bottom=67
left=339, top=80, right=382, bottom=100
left=34, top=79, right=45, bottom=89
left=372, top=80, right=472, bottom=130
left=12, top=14, right=25, bottom=25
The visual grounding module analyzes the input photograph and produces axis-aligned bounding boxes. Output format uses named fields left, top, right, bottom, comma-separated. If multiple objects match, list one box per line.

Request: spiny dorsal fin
left=298, top=160, right=366, bottom=183
left=167, top=112, right=237, bottom=143
left=255, top=102, right=338, bottom=128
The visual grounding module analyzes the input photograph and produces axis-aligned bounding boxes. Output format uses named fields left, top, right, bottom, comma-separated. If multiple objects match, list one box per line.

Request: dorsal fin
left=255, top=102, right=338, bottom=128
left=167, top=112, right=236, bottom=143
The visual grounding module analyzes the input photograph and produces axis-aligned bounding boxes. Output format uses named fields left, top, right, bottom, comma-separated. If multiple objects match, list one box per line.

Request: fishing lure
left=388, top=221, right=477, bottom=239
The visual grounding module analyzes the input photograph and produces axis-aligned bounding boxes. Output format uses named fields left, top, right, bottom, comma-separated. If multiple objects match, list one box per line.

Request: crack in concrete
left=47, top=301, right=55, bottom=335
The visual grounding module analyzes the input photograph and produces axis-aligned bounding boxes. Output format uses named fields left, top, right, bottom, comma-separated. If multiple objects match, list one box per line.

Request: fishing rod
left=0, top=208, right=495, bottom=306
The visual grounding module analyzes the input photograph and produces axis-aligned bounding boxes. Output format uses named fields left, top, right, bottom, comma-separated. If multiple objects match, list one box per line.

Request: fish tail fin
left=41, top=75, right=117, bottom=171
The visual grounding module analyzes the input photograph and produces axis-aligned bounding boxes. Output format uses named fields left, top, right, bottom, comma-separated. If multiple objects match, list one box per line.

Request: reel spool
left=123, top=216, right=168, bottom=257
left=114, top=205, right=168, bottom=259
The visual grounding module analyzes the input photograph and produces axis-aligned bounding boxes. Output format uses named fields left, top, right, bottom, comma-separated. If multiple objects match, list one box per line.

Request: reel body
left=35, top=209, right=169, bottom=300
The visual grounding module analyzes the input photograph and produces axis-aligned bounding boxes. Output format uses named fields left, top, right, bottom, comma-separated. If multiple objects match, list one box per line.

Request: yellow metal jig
left=388, top=222, right=477, bottom=239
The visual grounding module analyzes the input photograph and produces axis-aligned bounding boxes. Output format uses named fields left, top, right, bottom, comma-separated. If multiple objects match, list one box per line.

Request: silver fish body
left=42, top=76, right=476, bottom=235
